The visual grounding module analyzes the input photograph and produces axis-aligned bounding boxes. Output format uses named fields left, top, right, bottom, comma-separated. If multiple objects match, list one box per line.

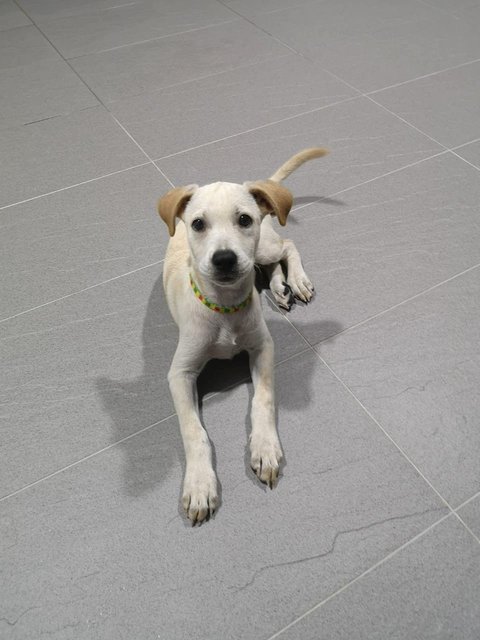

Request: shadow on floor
left=95, top=271, right=343, bottom=504
left=293, top=195, right=346, bottom=208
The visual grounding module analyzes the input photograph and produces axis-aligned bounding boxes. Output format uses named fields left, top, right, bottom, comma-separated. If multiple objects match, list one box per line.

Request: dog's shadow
left=292, top=195, right=346, bottom=210
left=96, top=272, right=343, bottom=508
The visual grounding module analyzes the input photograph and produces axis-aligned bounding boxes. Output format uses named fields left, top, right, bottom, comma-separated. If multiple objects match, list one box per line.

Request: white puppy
left=158, top=148, right=328, bottom=524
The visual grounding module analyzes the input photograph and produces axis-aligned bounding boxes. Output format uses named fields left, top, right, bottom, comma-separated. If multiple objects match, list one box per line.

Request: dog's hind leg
left=264, top=261, right=295, bottom=311
left=256, top=217, right=314, bottom=306
left=282, top=238, right=314, bottom=303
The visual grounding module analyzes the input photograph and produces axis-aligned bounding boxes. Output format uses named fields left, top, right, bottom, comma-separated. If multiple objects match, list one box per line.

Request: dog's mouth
left=213, top=271, right=240, bottom=285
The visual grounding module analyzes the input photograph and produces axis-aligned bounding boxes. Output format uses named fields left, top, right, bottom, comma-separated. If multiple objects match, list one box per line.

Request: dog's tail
left=268, top=147, right=329, bottom=183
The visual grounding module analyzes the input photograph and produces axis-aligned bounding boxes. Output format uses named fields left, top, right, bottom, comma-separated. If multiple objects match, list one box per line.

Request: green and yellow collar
left=190, top=275, right=252, bottom=314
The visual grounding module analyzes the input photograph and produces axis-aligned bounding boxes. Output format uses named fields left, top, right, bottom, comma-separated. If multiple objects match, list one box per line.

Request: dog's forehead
left=188, top=181, right=254, bottom=212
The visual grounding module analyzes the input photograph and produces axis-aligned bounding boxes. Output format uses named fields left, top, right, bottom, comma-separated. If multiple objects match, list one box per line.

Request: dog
left=157, top=148, right=328, bottom=524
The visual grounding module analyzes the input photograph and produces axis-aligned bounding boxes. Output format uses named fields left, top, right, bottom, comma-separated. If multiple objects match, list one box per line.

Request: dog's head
left=157, top=180, right=293, bottom=286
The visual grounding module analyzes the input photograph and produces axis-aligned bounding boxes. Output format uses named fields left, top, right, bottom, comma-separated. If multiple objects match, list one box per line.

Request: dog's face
left=158, top=180, right=293, bottom=286
left=183, top=182, right=262, bottom=286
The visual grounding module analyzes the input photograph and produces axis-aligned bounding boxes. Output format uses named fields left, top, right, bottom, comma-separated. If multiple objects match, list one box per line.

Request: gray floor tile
left=318, top=266, right=480, bottom=507
left=156, top=96, right=441, bottom=191
left=243, top=0, right=480, bottom=92
left=449, top=2, right=480, bottom=21
left=0, top=107, right=145, bottom=208
left=224, top=0, right=320, bottom=20
left=278, top=153, right=480, bottom=343
left=0, top=58, right=98, bottom=129
left=17, top=0, right=136, bottom=20
left=2, top=1, right=480, bottom=636
left=372, top=61, right=480, bottom=148
left=422, top=0, right=480, bottom=19
left=458, top=495, right=480, bottom=538
left=276, top=516, right=480, bottom=640
left=0, top=269, right=304, bottom=496
left=454, top=139, right=480, bottom=169
left=0, top=24, right=57, bottom=67
left=0, top=264, right=173, bottom=497
left=244, top=0, right=434, bottom=47
left=33, top=0, right=235, bottom=59
left=70, top=20, right=289, bottom=103
left=0, top=0, right=31, bottom=30
left=109, top=54, right=357, bottom=159
left=0, top=165, right=170, bottom=319
left=0, top=350, right=445, bottom=639
left=0, top=25, right=98, bottom=128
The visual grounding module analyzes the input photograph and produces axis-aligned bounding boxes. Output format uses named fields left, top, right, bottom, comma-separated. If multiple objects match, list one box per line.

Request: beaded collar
left=190, top=275, right=252, bottom=314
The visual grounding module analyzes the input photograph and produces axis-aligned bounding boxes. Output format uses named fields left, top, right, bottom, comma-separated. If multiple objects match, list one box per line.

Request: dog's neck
left=191, top=268, right=254, bottom=309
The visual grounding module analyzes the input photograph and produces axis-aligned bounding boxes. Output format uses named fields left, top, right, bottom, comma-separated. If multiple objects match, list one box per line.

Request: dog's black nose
left=212, top=249, right=238, bottom=272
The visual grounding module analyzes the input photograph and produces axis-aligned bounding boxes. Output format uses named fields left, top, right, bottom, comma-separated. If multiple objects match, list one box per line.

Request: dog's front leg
left=248, top=329, right=283, bottom=488
left=168, top=344, right=218, bottom=524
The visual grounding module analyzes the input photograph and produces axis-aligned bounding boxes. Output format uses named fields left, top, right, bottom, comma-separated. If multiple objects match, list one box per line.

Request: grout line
left=367, top=95, right=449, bottom=149
left=0, top=342, right=310, bottom=503
left=102, top=51, right=295, bottom=108
left=359, top=94, right=480, bottom=178
left=323, top=68, right=480, bottom=174
left=67, top=19, right=239, bottom=59
left=270, top=298, right=480, bottom=555
left=455, top=490, right=480, bottom=513
left=264, top=303, right=480, bottom=636
left=266, top=513, right=452, bottom=639
left=153, top=95, right=360, bottom=161
left=7, top=3, right=479, bottom=617
left=0, top=259, right=164, bottom=324
left=448, top=149, right=480, bottom=173
left=450, top=137, right=480, bottom=151
left=13, top=0, right=104, bottom=107
left=110, top=115, right=175, bottom=187
left=314, top=353, right=455, bottom=510
left=0, top=162, right=152, bottom=212
left=0, top=411, right=177, bottom=503
left=312, top=262, right=480, bottom=345
left=105, top=1, right=141, bottom=10
left=291, top=149, right=448, bottom=214
left=207, top=12, right=479, bottom=181
left=366, top=57, right=480, bottom=96
left=453, top=512, right=480, bottom=545
left=0, top=117, right=473, bottom=220
left=6, top=4, right=477, bottom=217
left=320, top=67, right=452, bottom=153
left=271, top=298, right=455, bottom=507
left=216, top=0, right=301, bottom=55
left=13, top=0, right=177, bottom=191
left=317, top=67, right=480, bottom=186
left=0, top=48, right=477, bottom=216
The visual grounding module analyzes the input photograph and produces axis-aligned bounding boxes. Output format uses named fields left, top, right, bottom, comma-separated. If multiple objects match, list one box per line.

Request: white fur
left=162, top=151, right=324, bottom=524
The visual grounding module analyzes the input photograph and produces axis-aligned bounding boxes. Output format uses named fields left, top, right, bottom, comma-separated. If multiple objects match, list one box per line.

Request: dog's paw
left=271, top=280, right=295, bottom=311
left=287, top=268, right=314, bottom=303
left=182, top=466, right=218, bottom=525
left=250, top=434, right=283, bottom=489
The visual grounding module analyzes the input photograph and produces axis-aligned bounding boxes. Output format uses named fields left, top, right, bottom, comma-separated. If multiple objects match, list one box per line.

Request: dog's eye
left=238, top=214, right=253, bottom=228
left=191, top=218, right=205, bottom=232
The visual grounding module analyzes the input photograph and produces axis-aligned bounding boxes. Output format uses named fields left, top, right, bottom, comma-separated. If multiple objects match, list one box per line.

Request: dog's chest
left=208, top=326, right=244, bottom=360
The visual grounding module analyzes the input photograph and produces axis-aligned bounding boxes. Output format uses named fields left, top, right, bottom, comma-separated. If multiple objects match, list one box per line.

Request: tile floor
left=1, top=0, right=480, bottom=638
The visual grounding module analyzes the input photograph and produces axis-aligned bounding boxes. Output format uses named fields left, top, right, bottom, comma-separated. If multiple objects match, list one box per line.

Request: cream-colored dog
left=158, top=148, right=328, bottom=524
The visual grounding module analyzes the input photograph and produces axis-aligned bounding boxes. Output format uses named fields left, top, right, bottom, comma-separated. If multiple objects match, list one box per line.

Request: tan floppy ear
left=247, top=180, right=293, bottom=226
left=157, top=185, right=197, bottom=236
